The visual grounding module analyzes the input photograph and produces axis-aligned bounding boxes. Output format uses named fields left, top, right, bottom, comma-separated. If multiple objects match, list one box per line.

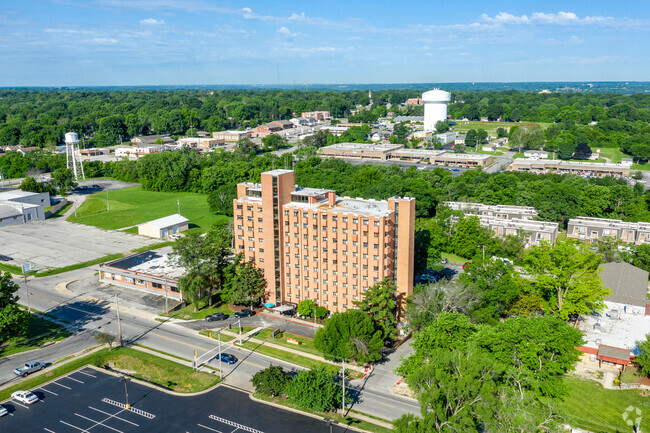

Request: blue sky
left=1, top=1, right=649, bottom=86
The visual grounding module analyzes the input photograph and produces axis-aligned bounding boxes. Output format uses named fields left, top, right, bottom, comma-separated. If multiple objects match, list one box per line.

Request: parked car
left=205, top=312, right=228, bottom=322
left=440, top=258, right=448, bottom=265
left=0, top=405, right=8, bottom=416
left=11, top=391, right=38, bottom=404
left=14, top=361, right=46, bottom=377
left=235, top=309, right=254, bottom=318
left=218, top=353, right=238, bottom=364
left=0, top=254, right=12, bottom=261
left=462, top=261, right=472, bottom=270
left=169, top=234, right=182, bottom=240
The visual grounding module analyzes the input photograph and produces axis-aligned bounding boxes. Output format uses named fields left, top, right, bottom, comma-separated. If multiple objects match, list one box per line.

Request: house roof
left=597, top=344, right=631, bottom=362
left=140, top=214, right=189, bottom=229
left=599, top=262, right=649, bottom=307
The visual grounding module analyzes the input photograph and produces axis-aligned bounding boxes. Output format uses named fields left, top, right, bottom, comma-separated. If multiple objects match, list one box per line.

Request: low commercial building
left=138, top=214, right=189, bottom=239
left=387, top=148, right=445, bottom=162
left=567, top=217, right=650, bottom=244
left=319, top=142, right=402, bottom=160
left=434, top=131, right=458, bottom=144
left=99, top=251, right=184, bottom=300
left=252, top=123, right=283, bottom=135
left=115, top=145, right=163, bottom=159
left=319, top=126, right=349, bottom=137
left=405, top=97, right=424, bottom=106
left=301, top=111, right=331, bottom=121
left=0, top=190, right=49, bottom=227
left=523, top=150, right=549, bottom=159
left=78, top=148, right=103, bottom=157
left=393, top=116, right=424, bottom=123
left=482, top=143, right=499, bottom=152
left=131, top=135, right=174, bottom=146
left=268, top=120, right=294, bottom=130
left=176, top=137, right=221, bottom=149
left=212, top=131, right=249, bottom=142
left=444, top=202, right=538, bottom=220
left=432, top=152, right=492, bottom=167
left=509, top=159, right=631, bottom=177
left=290, top=117, right=315, bottom=127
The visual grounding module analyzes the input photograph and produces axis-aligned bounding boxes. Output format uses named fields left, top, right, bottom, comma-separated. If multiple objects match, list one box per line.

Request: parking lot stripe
left=39, top=388, right=59, bottom=396
left=77, top=371, right=97, bottom=378
left=89, top=406, right=139, bottom=426
left=66, top=376, right=84, bottom=384
left=75, top=413, right=124, bottom=433
left=198, top=424, right=223, bottom=433
left=52, top=382, right=72, bottom=390
left=208, top=415, right=264, bottom=433
left=44, top=428, right=56, bottom=432
left=59, top=420, right=88, bottom=432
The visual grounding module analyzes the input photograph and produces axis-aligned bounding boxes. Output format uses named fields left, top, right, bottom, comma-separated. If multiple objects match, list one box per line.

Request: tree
left=51, top=168, right=77, bottom=193
left=297, top=299, right=316, bottom=317
left=391, top=123, right=409, bottom=143
left=435, top=120, right=449, bottom=133
left=510, top=126, right=545, bottom=152
left=592, top=236, right=622, bottom=262
left=251, top=365, right=291, bottom=397
left=557, top=142, right=575, bottom=160
left=261, top=134, right=286, bottom=151
left=634, top=334, right=650, bottom=377
left=225, top=259, right=267, bottom=308
left=285, top=368, right=349, bottom=412
left=353, top=278, right=396, bottom=339
left=234, top=137, right=259, bottom=156
left=314, top=310, right=384, bottom=363
left=207, top=184, right=236, bottom=217
left=449, top=216, right=493, bottom=260
left=94, top=332, right=117, bottom=351
left=521, top=239, right=609, bottom=320
left=572, top=142, right=592, bottom=160
left=406, top=281, right=479, bottom=331
left=0, top=272, right=29, bottom=345
left=496, top=127, right=508, bottom=139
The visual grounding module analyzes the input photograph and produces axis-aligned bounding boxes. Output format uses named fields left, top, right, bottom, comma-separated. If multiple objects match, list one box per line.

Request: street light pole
left=341, top=358, right=345, bottom=416
left=120, top=376, right=130, bottom=409
left=23, top=275, right=31, bottom=314
left=164, top=277, right=169, bottom=314
left=218, top=330, right=222, bottom=379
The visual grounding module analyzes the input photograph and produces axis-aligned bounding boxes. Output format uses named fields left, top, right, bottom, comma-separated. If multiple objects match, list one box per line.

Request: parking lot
left=0, top=219, right=153, bottom=270
left=0, top=368, right=350, bottom=433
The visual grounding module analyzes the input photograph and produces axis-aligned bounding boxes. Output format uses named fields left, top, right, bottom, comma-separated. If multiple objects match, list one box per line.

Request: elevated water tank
left=64, top=132, right=79, bottom=144
left=422, top=89, right=451, bottom=132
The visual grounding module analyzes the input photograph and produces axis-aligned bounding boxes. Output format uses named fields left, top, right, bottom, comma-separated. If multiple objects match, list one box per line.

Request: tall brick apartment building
left=233, top=169, right=415, bottom=315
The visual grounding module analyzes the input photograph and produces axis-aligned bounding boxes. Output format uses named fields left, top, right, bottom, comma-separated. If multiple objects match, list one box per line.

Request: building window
left=363, top=242, right=368, bottom=247
left=285, top=210, right=289, bottom=216
left=257, top=218, right=263, bottom=222
left=237, top=205, right=243, bottom=210
left=353, top=218, right=358, bottom=224
left=353, top=295, right=358, bottom=300
left=353, top=241, right=358, bottom=246
left=353, top=230, right=358, bottom=235
left=374, top=244, right=379, bottom=249
left=237, top=215, right=243, bottom=220
left=332, top=216, right=338, bottom=221
left=259, top=258, right=264, bottom=263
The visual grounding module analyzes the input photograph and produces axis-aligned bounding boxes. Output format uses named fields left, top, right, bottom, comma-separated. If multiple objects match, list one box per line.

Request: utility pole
left=218, top=331, right=223, bottom=379
left=23, top=275, right=31, bottom=314
left=177, top=199, right=180, bottom=215
left=115, top=294, right=123, bottom=347
left=164, top=277, right=169, bottom=314
left=106, top=190, right=110, bottom=212
left=120, top=375, right=130, bottom=409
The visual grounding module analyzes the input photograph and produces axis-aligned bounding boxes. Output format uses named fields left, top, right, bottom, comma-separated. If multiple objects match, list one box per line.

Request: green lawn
left=0, top=314, right=71, bottom=357
left=252, top=329, right=322, bottom=357
left=452, top=121, right=551, bottom=135
left=441, top=252, right=469, bottom=264
left=67, top=186, right=229, bottom=232
left=162, top=299, right=234, bottom=320
left=561, top=377, right=650, bottom=433
left=596, top=147, right=628, bottom=163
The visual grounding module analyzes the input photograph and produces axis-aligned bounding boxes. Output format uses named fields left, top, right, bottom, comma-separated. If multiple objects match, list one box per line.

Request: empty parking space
left=0, top=219, right=153, bottom=270
left=0, top=367, right=349, bottom=433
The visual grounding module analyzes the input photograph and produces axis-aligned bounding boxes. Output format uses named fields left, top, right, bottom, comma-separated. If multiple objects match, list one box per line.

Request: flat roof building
left=301, top=111, right=331, bottom=121
left=176, top=137, right=222, bottom=149
left=99, top=250, right=183, bottom=300
left=138, top=214, right=189, bottom=239
left=0, top=190, right=49, bottom=227
left=508, top=159, right=631, bottom=178
left=444, top=201, right=538, bottom=220
left=319, top=142, right=403, bottom=160
left=212, top=131, right=248, bottom=142
left=234, top=169, right=415, bottom=317
left=567, top=216, right=650, bottom=245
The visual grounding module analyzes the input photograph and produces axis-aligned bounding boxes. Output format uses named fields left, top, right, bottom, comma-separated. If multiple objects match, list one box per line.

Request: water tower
left=422, top=89, right=451, bottom=132
left=64, top=132, right=85, bottom=181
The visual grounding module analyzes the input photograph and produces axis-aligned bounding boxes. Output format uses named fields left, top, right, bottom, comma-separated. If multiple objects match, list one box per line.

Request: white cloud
left=90, top=37, right=118, bottom=44
left=140, top=18, right=165, bottom=25
left=481, top=11, right=644, bottom=27
left=277, top=26, right=304, bottom=38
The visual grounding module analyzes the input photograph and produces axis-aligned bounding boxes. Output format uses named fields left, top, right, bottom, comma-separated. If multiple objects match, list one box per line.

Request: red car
left=462, top=262, right=471, bottom=270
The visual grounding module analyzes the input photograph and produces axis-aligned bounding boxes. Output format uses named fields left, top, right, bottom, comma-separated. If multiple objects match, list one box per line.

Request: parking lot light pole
left=115, top=294, right=123, bottom=347
left=341, top=358, right=345, bottom=416
left=218, top=330, right=222, bottom=379
left=120, top=376, right=130, bottom=409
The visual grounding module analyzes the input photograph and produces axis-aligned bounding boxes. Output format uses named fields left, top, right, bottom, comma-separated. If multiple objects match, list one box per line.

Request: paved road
left=6, top=269, right=420, bottom=421
left=485, top=151, right=514, bottom=173
left=178, top=313, right=319, bottom=339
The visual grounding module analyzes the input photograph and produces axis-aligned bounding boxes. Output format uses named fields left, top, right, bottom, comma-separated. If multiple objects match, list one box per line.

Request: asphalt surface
left=178, top=313, right=320, bottom=339
left=0, top=368, right=352, bottom=433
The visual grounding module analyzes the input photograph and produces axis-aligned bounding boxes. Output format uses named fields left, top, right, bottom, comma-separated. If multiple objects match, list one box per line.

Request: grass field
left=67, top=186, right=229, bottom=231
left=0, top=347, right=220, bottom=402
left=0, top=314, right=71, bottom=357
left=162, top=299, right=234, bottom=320
left=252, top=329, right=321, bottom=357
left=561, top=377, right=650, bottom=433
left=452, top=120, right=551, bottom=135
left=441, top=252, right=469, bottom=264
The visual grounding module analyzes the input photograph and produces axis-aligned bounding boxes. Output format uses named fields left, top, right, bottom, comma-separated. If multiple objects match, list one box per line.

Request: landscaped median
left=0, top=346, right=221, bottom=402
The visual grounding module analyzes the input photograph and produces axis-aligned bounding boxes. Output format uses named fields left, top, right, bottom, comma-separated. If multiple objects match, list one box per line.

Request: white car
left=11, top=390, right=38, bottom=405
left=0, top=405, right=8, bottom=416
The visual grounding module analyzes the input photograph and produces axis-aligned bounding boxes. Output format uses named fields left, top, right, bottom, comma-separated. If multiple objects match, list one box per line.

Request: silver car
left=14, top=361, right=45, bottom=377
left=11, top=391, right=39, bottom=405
left=0, top=405, right=8, bottom=416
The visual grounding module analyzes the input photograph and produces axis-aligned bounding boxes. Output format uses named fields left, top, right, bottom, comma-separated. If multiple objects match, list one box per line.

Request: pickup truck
left=14, top=361, right=46, bottom=377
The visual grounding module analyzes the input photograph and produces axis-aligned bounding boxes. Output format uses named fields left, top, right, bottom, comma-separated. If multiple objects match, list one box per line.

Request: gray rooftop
left=599, top=262, right=649, bottom=307
left=141, top=214, right=189, bottom=229
left=0, top=204, right=22, bottom=219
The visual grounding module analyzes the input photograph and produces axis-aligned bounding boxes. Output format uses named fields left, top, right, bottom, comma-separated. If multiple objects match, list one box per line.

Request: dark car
left=0, top=254, right=12, bottom=261
left=91, top=184, right=101, bottom=189
left=235, top=309, right=254, bottom=318
left=218, top=353, right=237, bottom=364
left=205, top=312, right=228, bottom=322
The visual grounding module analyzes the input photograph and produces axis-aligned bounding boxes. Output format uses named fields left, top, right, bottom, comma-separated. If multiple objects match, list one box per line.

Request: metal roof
left=599, top=262, right=649, bottom=307
left=597, top=344, right=631, bottom=362
left=140, top=214, right=189, bottom=229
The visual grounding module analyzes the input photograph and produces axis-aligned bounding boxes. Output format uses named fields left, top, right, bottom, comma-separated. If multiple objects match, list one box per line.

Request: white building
left=422, top=89, right=451, bottom=132
left=523, top=150, right=549, bottom=159
left=0, top=190, right=50, bottom=227
left=138, top=214, right=189, bottom=239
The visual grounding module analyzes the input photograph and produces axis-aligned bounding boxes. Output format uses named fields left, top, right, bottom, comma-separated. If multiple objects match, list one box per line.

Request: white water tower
left=422, top=89, right=451, bottom=132
left=64, top=131, right=85, bottom=181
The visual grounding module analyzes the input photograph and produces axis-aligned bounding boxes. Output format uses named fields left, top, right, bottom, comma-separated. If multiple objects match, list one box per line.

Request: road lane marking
left=78, top=371, right=97, bottom=378
left=66, top=376, right=84, bottom=384
left=75, top=413, right=124, bottom=433
left=89, top=406, right=139, bottom=426
left=39, top=387, right=58, bottom=396
left=241, top=360, right=266, bottom=369
left=150, top=332, right=208, bottom=351
left=198, top=424, right=223, bottom=433
left=52, top=381, right=71, bottom=390
left=376, top=401, right=395, bottom=408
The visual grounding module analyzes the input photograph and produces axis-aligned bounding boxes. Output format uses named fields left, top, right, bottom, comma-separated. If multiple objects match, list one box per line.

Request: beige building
left=319, top=142, right=403, bottom=160
left=234, top=169, right=415, bottom=316
left=212, top=131, right=248, bottom=142
left=509, top=159, right=631, bottom=177
left=115, top=145, right=163, bottom=159
left=302, top=111, right=331, bottom=121
left=567, top=217, right=650, bottom=245
left=444, top=202, right=538, bottom=220
left=138, top=214, right=189, bottom=239
left=176, top=137, right=221, bottom=149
